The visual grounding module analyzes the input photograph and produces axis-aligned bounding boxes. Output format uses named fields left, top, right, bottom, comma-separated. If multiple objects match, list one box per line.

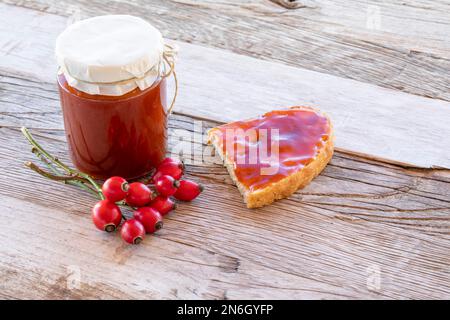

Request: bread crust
left=208, top=107, right=334, bottom=208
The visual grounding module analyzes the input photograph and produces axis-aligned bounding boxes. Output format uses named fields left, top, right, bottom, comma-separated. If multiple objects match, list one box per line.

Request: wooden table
left=1, top=0, right=449, bottom=299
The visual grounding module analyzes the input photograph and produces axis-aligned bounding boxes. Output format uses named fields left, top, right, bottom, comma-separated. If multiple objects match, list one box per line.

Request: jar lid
left=56, top=15, right=166, bottom=95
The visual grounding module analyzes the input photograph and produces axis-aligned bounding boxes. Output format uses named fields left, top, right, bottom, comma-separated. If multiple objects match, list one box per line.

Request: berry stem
left=25, top=161, right=85, bottom=183
left=31, top=146, right=65, bottom=176
left=30, top=147, right=102, bottom=197
left=22, top=127, right=70, bottom=172
left=24, top=161, right=99, bottom=196
left=21, top=127, right=104, bottom=200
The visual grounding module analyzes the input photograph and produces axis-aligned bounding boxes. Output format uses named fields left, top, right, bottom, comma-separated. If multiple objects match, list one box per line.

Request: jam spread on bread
left=209, top=107, right=331, bottom=192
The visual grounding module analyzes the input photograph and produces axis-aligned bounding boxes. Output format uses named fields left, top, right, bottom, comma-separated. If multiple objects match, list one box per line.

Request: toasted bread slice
left=208, top=106, right=334, bottom=208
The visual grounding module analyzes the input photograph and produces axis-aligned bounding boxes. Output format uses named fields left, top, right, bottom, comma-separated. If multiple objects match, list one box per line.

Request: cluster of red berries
left=91, top=158, right=203, bottom=244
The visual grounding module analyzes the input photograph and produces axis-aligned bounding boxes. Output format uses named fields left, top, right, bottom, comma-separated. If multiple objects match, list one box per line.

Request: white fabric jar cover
left=56, top=15, right=176, bottom=96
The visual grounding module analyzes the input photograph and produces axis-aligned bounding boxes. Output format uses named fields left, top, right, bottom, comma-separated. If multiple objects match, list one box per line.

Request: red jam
left=58, top=74, right=167, bottom=179
left=209, top=107, right=331, bottom=191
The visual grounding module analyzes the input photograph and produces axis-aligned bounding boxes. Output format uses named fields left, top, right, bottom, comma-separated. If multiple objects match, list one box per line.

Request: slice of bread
left=208, top=106, right=334, bottom=208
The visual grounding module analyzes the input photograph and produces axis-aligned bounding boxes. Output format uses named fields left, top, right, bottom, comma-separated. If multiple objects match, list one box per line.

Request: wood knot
left=270, top=0, right=308, bottom=9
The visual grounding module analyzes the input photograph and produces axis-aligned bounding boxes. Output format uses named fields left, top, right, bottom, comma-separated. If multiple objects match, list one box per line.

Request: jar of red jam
left=55, top=15, right=177, bottom=179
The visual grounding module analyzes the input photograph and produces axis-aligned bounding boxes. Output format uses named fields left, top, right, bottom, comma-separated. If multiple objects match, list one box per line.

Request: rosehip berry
left=154, top=175, right=180, bottom=197
left=153, top=158, right=184, bottom=181
left=121, top=219, right=145, bottom=244
left=102, top=176, right=129, bottom=202
left=126, top=182, right=154, bottom=207
left=150, top=195, right=177, bottom=216
left=134, top=207, right=163, bottom=233
left=173, top=180, right=204, bottom=201
left=92, top=200, right=122, bottom=232
left=160, top=157, right=177, bottom=165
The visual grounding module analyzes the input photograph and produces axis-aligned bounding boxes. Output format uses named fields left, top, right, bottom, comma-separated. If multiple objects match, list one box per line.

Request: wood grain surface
left=1, top=79, right=449, bottom=298
left=2, top=0, right=449, bottom=101
left=0, top=1, right=449, bottom=300
left=1, top=118, right=450, bottom=299
left=1, top=3, right=449, bottom=169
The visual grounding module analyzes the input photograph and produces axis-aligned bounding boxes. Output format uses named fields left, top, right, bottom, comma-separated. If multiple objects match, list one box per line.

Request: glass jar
left=55, top=15, right=176, bottom=179
left=57, top=73, right=168, bottom=179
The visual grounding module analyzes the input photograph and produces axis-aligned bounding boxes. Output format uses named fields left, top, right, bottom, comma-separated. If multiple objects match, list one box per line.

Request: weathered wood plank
left=270, top=0, right=306, bottom=9
left=1, top=0, right=449, bottom=101
left=1, top=2, right=449, bottom=300
left=173, top=41, right=450, bottom=169
left=0, top=3, right=449, bottom=169
left=1, top=119, right=450, bottom=299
